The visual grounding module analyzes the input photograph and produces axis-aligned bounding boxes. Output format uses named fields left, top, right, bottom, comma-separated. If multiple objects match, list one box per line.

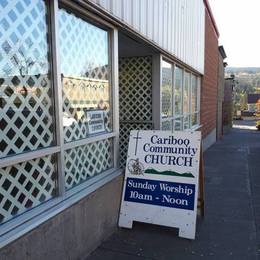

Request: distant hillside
left=226, top=67, right=260, bottom=110
left=226, top=67, right=260, bottom=74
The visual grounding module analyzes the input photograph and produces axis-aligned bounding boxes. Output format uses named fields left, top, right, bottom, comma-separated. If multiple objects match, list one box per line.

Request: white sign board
left=119, top=130, right=201, bottom=239
left=86, top=110, right=105, bottom=134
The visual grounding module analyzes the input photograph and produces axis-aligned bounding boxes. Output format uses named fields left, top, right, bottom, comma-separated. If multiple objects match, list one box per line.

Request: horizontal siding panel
left=89, top=0, right=205, bottom=73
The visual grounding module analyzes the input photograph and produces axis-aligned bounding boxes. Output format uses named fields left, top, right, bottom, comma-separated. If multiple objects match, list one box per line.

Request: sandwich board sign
left=119, top=130, right=201, bottom=239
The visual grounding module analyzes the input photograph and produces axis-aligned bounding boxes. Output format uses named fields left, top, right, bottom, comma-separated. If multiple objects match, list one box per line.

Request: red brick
left=201, top=8, right=219, bottom=138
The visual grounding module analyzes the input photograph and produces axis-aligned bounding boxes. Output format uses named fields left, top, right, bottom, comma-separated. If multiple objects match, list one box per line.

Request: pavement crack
left=99, top=245, right=158, bottom=260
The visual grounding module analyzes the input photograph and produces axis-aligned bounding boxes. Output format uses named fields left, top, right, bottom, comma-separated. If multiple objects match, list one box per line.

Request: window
left=0, top=0, right=57, bottom=225
left=59, top=9, right=114, bottom=190
left=161, top=60, right=173, bottom=130
left=174, top=66, right=183, bottom=130
left=0, top=0, right=54, bottom=159
left=161, top=59, right=200, bottom=131
left=0, top=1, right=118, bottom=229
left=191, top=75, right=200, bottom=126
left=183, top=72, right=190, bottom=130
left=59, top=9, right=112, bottom=143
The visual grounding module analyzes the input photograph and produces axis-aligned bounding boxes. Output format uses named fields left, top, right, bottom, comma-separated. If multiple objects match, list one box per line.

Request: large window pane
left=59, top=9, right=112, bottom=143
left=183, top=115, right=190, bottom=129
left=64, top=139, right=113, bottom=190
left=191, top=75, right=198, bottom=126
left=192, top=113, right=198, bottom=126
left=0, top=0, right=54, bottom=158
left=174, top=117, right=183, bottom=131
left=0, top=154, right=57, bottom=224
left=192, top=75, right=197, bottom=112
left=183, top=72, right=190, bottom=129
left=162, top=120, right=172, bottom=131
left=183, top=72, right=190, bottom=114
left=174, top=67, right=183, bottom=116
left=161, top=61, right=172, bottom=118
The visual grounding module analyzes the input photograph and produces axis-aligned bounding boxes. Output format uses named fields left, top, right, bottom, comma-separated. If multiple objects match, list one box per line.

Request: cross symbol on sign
left=132, top=131, right=142, bottom=156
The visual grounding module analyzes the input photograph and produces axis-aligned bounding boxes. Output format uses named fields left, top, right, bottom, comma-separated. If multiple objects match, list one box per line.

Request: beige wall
left=0, top=175, right=123, bottom=260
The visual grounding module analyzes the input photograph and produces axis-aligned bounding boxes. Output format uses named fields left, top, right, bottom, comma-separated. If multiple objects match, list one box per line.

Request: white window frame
left=160, top=56, right=201, bottom=132
left=0, top=0, right=121, bottom=248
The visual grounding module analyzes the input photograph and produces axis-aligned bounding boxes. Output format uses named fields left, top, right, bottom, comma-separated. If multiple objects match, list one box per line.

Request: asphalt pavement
left=87, top=121, right=260, bottom=260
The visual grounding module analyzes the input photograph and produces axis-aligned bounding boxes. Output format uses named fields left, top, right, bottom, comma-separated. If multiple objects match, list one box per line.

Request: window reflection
left=161, top=61, right=172, bottom=118
left=174, top=117, right=182, bottom=131
left=191, top=75, right=198, bottom=126
left=59, top=9, right=112, bottom=142
left=183, top=72, right=190, bottom=114
left=0, top=0, right=54, bottom=158
left=174, top=67, right=183, bottom=116
left=183, top=72, right=190, bottom=129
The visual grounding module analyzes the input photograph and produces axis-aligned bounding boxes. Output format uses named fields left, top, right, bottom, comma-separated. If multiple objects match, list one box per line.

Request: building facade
left=223, top=76, right=235, bottom=133
left=216, top=46, right=227, bottom=140
left=0, top=0, right=220, bottom=258
left=200, top=1, right=219, bottom=150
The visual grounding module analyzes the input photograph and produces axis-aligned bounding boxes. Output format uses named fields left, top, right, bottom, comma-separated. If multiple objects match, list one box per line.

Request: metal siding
left=90, top=0, right=205, bottom=73
left=153, top=0, right=159, bottom=43
left=147, top=0, right=153, bottom=40
left=140, top=0, right=147, bottom=36
left=158, top=0, right=163, bottom=47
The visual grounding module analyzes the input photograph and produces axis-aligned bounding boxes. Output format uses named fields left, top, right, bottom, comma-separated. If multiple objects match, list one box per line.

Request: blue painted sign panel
left=124, top=177, right=195, bottom=210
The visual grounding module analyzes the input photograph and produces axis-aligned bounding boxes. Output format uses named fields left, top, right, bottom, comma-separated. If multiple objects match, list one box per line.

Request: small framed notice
left=86, top=110, right=105, bottom=134
left=119, top=130, right=201, bottom=239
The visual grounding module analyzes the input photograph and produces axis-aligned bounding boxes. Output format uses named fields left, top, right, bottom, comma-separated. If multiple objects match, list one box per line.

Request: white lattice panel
left=0, top=0, right=50, bottom=76
left=65, top=139, right=113, bottom=189
left=0, top=75, right=54, bottom=158
left=119, top=56, right=152, bottom=122
left=119, top=56, right=153, bottom=168
left=59, top=8, right=109, bottom=80
left=0, top=155, right=56, bottom=224
left=62, top=76, right=111, bottom=142
left=0, top=0, right=54, bottom=158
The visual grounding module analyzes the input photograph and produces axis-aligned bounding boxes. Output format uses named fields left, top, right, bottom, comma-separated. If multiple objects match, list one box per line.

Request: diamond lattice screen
left=119, top=57, right=152, bottom=122
left=65, top=139, right=113, bottom=190
left=0, top=0, right=54, bottom=158
left=119, top=56, right=153, bottom=168
left=59, top=8, right=112, bottom=143
left=62, top=76, right=111, bottom=143
left=0, top=155, right=57, bottom=224
left=58, top=8, right=109, bottom=80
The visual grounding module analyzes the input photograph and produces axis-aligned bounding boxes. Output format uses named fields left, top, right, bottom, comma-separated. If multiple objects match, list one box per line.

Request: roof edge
left=204, top=0, right=220, bottom=38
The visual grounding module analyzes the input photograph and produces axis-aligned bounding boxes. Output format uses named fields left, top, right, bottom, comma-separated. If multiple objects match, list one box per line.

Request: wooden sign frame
left=197, top=143, right=205, bottom=217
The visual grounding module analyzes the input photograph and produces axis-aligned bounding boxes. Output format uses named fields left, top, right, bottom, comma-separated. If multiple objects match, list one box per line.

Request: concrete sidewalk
left=87, top=124, right=260, bottom=260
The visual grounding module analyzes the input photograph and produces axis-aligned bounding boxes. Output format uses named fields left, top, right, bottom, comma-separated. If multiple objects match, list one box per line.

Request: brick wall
left=201, top=8, right=219, bottom=138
